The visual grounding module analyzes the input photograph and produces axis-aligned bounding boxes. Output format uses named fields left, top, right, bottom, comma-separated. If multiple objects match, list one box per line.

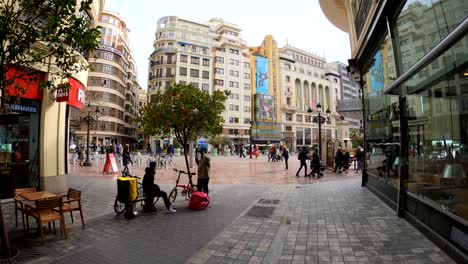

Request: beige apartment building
left=147, top=17, right=251, bottom=152
left=279, top=44, right=343, bottom=158
left=74, top=11, right=140, bottom=147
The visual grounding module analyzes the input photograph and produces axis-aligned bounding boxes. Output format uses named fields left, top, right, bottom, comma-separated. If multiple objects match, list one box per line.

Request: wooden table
left=19, top=191, right=59, bottom=201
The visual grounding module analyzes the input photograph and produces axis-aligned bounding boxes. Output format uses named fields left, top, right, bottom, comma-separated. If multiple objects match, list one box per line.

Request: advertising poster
left=370, top=50, right=384, bottom=91
left=254, top=94, right=274, bottom=123
left=256, top=56, right=269, bottom=94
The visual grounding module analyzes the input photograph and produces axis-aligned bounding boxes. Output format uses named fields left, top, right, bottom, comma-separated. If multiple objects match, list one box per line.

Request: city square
left=0, top=0, right=467, bottom=263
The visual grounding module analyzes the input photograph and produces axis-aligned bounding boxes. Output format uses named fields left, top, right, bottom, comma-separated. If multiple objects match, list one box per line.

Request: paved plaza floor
left=1, top=155, right=455, bottom=264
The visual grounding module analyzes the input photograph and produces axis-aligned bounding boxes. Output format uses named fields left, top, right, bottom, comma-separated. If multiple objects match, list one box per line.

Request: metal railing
left=354, top=0, right=373, bottom=39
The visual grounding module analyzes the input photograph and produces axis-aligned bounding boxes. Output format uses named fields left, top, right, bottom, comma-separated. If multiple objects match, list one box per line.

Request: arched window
left=295, top=79, right=302, bottom=110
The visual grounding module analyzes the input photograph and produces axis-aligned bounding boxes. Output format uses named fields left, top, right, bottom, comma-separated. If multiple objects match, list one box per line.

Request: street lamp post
left=83, top=102, right=100, bottom=166
left=307, top=102, right=331, bottom=162
left=239, top=134, right=243, bottom=158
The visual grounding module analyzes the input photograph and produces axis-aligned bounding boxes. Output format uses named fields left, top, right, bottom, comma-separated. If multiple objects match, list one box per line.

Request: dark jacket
left=334, top=150, right=343, bottom=164
left=122, top=150, right=132, bottom=166
left=282, top=149, right=289, bottom=159
left=298, top=150, right=307, bottom=162
left=312, top=152, right=320, bottom=166
left=142, top=167, right=160, bottom=196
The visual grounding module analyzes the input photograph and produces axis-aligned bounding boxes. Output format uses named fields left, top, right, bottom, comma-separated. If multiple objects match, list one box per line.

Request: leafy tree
left=0, top=0, right=101, bottom=111
left=140, top=83, right=228, bottom=184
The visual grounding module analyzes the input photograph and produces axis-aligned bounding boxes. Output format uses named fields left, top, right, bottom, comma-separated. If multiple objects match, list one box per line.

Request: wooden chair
left=25, top=197, right=66, bottom=243
left=14, top=187, right=36, bottom=230
left=61, top=188, right=85, bottom=228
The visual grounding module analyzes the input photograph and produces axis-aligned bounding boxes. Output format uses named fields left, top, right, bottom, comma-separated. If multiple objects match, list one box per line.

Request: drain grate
left=245, top=206, right=275, bottom=218
left=258, top=199, right=280, bottom=205
left=0, top=248, right=40, bottom=264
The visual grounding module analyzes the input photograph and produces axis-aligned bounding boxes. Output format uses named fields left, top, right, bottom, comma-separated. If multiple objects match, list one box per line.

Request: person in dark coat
left=296, top=147, right=308, bottom=177
left=342, top=150, right=350, bottom=173
left=309, top=148, right=322, bottom=178
left=282, top=146, right=289, bottom=170
left=142, top=161, right=176, bottom=213
left=333, top=148, right=344, bottom=173
left=122, top=144, right=133, bottom=176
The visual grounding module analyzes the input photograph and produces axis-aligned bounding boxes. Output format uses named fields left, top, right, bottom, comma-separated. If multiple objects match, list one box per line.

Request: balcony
left=354, top=0, right=373, bottom=38
left=281, top=104, right=297, bottom=113
left=155, top=47, right=177, bottom=54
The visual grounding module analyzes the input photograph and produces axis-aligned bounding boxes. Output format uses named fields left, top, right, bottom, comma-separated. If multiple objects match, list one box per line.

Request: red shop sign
left=6, top=68, right=45, bottom=101
left=55, top=90, right=70, bottom=102
left=66, top=78, right=86, bottom=110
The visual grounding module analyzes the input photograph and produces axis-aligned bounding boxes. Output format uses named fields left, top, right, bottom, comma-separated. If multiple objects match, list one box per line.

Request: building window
left=229, top=48, right=239, bottom=55
left=244, top=84, right=250, bottom=90
left=215, top=68, right=224, bottom=74
left=202, top=48, right=207, bottom=55
left=243, top=118, right=250, bottom=124
left=215, top=79, right=224, bottom=86
left=286, top=113, right=292, bottom=121
left=244, top=73, right=250, bottom=79
left=244, top=106, right=250, bottom=112
left=243, top=95, right=250, bottom=101
left=229, top=104, right=239, bottom=111
left=191, top=46, right=197, bottom=53
left=229, top=59, right=239, bottom=66
left=296, top=115, right=303, bottom=122
left=190, top=82, right=199, bottom=88
left=215, top=56, right=224, bottom=63
left=202, top=71, right=209, bottom=79
left=286, top=76, right=290, bottom=83
left=243, top=62, right=250, bottom=68
left=285, top=126, right=292, bottom=132
left=229, top=93, right=239, bottom=100
left=286, top=97, right=291, bottom=105
left=191, top=56, right=200, bottom=65
left=229, top=70, right=239, bottom=77
left=229, top=81, right=239, bottom=88
left=202, top=58, right=210, bottom=66
left=179, top=67, right=187, bottom=76
left=190, top=69, right=199, bottom=78
left=229, top=117, right=239, bottom=123
left=180, top=54, right=188, bottom=63
left=202, top=83, right=209, bottom=92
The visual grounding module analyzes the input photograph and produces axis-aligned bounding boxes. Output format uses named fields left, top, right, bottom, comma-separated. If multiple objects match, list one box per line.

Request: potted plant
left=173, top=141, right=182, bottom=156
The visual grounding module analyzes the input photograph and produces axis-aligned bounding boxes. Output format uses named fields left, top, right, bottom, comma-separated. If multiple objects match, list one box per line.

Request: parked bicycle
left=114, top=175, right=159, bottom=214
left=168, top=168, right=196, bottom=203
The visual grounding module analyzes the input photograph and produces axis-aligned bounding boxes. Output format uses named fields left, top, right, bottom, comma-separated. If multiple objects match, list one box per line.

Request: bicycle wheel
left=154, top=196, right=160, bottom=206
left=114, top=197, right=125, bottom=215
left=169, top=188, right=178, bottom=203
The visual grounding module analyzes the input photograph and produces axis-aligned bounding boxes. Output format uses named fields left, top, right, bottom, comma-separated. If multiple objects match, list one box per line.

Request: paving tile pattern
left=188, top=180, right=454, bottom=264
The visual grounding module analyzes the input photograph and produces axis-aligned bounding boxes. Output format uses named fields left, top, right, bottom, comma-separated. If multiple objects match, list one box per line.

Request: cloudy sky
left=105, top=0, right=351, bottom=90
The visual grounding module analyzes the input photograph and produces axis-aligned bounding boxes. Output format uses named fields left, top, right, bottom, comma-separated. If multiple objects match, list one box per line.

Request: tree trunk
left=182, top=144, right=194, bottom=187
left=0, top=202, right=11, bottom=258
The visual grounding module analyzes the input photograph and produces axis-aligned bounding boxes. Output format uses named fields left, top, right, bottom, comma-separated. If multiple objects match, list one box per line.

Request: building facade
left=74, top=10, right=140, bottom=147
left=320, top=0, right=468, bottom=262
left=278, top=44, right=342, bottom=162
left=147, top=17, right=252, bottom=152
left=326, top=61, right=363, bottom=134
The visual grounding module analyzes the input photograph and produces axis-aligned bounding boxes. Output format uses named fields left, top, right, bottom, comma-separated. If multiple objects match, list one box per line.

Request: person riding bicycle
left=142, top=161, right=176, bottom=213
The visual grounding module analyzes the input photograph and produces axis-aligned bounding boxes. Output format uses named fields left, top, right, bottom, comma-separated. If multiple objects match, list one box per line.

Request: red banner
left=66, top=78, right=86, bottom=110
left=6, top=68, right=45, bottom=101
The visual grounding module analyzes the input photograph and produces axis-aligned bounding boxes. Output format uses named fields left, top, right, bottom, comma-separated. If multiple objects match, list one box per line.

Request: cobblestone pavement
left=1, top=156, right=455, bottom=264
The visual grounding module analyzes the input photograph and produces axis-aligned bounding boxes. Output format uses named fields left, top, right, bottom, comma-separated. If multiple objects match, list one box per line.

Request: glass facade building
left=320, top=0, right=467, bottom=262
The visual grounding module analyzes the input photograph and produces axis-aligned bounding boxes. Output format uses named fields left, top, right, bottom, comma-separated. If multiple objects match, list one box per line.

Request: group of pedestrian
left=333, top=147, right=351, bottom=174
left=295, top=147, right=322, bottom=178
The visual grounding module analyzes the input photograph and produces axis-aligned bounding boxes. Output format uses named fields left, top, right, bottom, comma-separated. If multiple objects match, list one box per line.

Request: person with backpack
left=282, top=146, right=289, bottom=170
left=296, top=147, right=308, bottom=177
left=122, top=144, right=133, bottom=176
left=197, top=147, right=211, bottom=194
left=342, top=150, right=351, bottom=173
left=142, top=161, right=176, bottom=213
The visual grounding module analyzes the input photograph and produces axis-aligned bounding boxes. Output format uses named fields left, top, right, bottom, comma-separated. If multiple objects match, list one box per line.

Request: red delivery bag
left=189, top=191, right=210, bottom=210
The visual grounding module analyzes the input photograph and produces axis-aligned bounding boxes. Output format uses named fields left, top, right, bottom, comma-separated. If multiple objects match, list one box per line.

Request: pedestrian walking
left=308, top=148, right=322, bottom=178
left=342, top=150, right=350, bottom=173
left=197, top=147, right=211, bottom=194
left=78, top=144, right=85, bottom=166
left=296, top=147, right=308, bottom=177
left=355, top=146, right=365, bottom=172
left=254, top=144, right=259, bottom=159
left=333, top=147, right=343, bottom=173
left=122, top=144, right=133, bottom=176
left=142, top=161, right=176, bottom=213
left=249, top=144, right=253, bottom=159
left=240, top=147, right=246, bottom=158
left=282, top=147, right=289, bottom=170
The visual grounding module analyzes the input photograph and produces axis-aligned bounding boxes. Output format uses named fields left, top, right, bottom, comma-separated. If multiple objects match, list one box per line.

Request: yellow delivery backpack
left=117, top=177, right=138, bottom=203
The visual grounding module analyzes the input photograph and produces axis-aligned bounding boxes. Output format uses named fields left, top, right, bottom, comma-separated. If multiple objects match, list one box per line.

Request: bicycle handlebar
left=173, top=168, right=196, bottom=175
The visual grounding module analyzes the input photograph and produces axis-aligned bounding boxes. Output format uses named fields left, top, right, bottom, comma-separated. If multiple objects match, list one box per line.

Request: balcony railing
left=354, top=0, right=373, bottom=39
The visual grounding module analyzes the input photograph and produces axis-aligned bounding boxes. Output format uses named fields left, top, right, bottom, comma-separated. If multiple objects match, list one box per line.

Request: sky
left=105, top=0, right=351, bottom=90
